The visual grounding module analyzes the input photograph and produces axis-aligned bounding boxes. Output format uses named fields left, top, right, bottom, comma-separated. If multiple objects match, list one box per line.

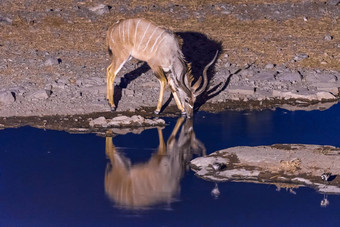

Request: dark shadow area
left=328, top=174, right=337, bottom=182
left=177, top=32, right=226, bottom=112
left=113, top=62, right=150, bottom=108
left=194, top=68, right=242, bottom=111
left=177, top=32, right=222, bottom=82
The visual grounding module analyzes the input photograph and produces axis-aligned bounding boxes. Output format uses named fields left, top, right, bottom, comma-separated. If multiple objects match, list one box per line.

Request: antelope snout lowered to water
left=106, top=18, right=218, bottom=117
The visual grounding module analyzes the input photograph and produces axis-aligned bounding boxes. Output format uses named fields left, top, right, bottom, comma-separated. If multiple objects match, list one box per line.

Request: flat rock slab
left=89, top=115, right=165, bottom=128
left=190, top=144, right=340, bottom=194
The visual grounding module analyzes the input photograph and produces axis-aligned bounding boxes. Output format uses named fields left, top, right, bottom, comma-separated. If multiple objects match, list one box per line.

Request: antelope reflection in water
left=104, top=117, right=206, bottom=209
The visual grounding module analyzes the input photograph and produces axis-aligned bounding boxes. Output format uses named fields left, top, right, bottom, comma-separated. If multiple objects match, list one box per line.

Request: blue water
left=1, top=104, right=340, bottom=226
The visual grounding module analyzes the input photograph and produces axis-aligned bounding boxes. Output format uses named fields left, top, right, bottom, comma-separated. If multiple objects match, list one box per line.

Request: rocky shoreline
left=190, top=144, right=340, bottom=196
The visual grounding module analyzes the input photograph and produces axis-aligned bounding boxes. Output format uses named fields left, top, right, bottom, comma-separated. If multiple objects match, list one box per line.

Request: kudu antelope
left=106, top=18, right=218, bottom=117
left=104, top=117, right=205, bottom=209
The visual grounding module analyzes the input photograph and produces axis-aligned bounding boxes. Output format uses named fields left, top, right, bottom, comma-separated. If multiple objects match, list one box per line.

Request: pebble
left=324, top=34, right=333, bottom=41
left=265, top=63, right=275, bottom=69
left=88, top=4, right=110, bottom=15
left=293, top=53, right=309, bottom=62
left=44, top=57, right=61, bottom=66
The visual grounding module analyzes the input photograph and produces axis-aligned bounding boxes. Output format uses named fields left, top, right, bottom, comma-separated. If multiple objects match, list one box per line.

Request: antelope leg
left=106, top=63, right=113, bottom=100
left=106, top=63, right=116, bottom=109
left=150, top=65, right=167, bottom=114
left=107, top=57, right=129, bottom=111
left=157, top=127, right=166, bottom=155
left=168, top=79, right=184, bottom=112
left=156, top=79, right=166, bottom=114
left=105, top=137, right=115, bottom=160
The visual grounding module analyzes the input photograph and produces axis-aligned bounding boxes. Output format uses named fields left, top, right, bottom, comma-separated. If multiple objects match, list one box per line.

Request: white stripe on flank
left=134, top=19, right=141, bottom=49
left=150, top=30, right=165, bottom=53
left=127, top=20, right=130, bottom=44
left=122, top=21, right=125, bottom=42
left=153, top=35, right=167, bottom=54
left=137, top=22, right=150, bottom=50
left=142, top=26, right=158, bottom=52
left=110, top=27, right=115, bottom=43
left=118, top=23, right=121, bottom=41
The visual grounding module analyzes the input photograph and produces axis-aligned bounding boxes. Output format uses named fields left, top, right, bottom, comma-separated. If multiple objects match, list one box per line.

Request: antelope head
left=178, top=51, right=218, bottom=118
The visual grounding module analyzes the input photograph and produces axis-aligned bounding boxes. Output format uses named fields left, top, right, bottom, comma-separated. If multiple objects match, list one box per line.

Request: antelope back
left=107, top=18, right=182, bottom=66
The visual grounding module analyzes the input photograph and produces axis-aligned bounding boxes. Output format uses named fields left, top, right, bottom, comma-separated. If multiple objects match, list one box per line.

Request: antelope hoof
left=154, top=110, right=160, bottom=115
left=108, top=103, right=116, bottom=112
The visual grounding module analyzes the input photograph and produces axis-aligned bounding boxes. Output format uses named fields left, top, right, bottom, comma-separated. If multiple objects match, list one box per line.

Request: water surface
left=1, top=104, right=340, bottom=226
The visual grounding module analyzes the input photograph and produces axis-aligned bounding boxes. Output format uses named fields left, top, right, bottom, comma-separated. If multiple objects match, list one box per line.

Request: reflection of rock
left=279, top=101, right=338, bottom=111
left=211, top=183, right=220, bottom=199
left=190, top=144, right=340, bottom=195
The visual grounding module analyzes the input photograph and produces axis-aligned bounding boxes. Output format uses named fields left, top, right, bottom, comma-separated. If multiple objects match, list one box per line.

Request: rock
left=88, top=4, right=110, bottom=15
left=276, top=72, right=301, bottom=82
left=292, top=53, right=309, bottom=62
left=239, top=69, right=255, bottom=78
left=304, top=72, right=337, bottom=83
left=327, top=0, right=340, bottom=6
left=25, top=89, right=51, bottom=100
left=0, top=16, right=13, bottom=25
left=324, top=34, right=333, bottom=41
left=131, top=115, right=145, bottom=126
left=271, top=89, right=336, bottom=101
left=89, top=116, right=108, bottom=127
left=190, top=144, right=340, bottom=194
left=0, top=91, right=15, bottom=105
left=107, top=120, right=121, bottom=127
left=81, top=85, right=106, bottom=95
left=252, top=71, right=276, bottom=82
left=316, top=91, right=336, bottom=100
left=155, top=118, right=165, bottom=125
left=314, top=83, right=339, bottom=95
left=44, top=57, right=61, bottom=66
left=264, top=63, right=275, bottom=69
left=106, top=115, right=165, bottom=127
left=227, top=86, right=255, bottom=96
left=111, top=116, right=130, bottom=122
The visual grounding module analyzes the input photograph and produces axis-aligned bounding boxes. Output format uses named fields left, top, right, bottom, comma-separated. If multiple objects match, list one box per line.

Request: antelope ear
left=192, top=76, right=202, bottom=91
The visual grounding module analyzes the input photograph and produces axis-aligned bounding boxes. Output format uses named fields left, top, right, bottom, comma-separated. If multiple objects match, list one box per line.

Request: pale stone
left=88, top=4, right=110, bottom=15
left=89, top=116, right=108, bottom=127
left=227, top=86, right=254, bottom=96
left=112, top=116, right=130, bottom=121
left=316, top=91, right=336, bottom=100
left=25, top=89, right=51, bottom=100
left=0, top=91, right=15, bottom=105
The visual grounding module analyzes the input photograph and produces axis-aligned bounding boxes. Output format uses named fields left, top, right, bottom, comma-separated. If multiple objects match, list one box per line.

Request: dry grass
left=1, top=0, right=340, bottom=71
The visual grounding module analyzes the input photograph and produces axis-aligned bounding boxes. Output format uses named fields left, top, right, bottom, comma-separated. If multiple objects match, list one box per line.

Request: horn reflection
left=104, top=117, right=205, bottom=210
